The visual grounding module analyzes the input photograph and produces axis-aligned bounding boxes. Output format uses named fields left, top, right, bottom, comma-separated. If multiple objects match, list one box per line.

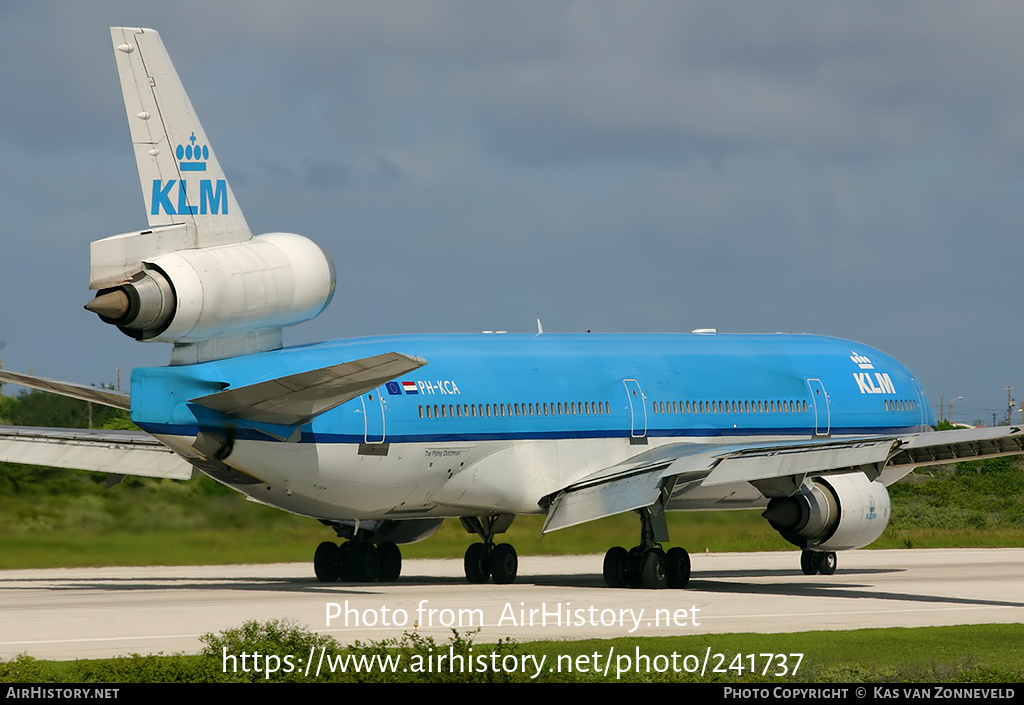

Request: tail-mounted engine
left=86, top=228, right=335, bottom=352
left=762, top=472, right=890, bottom=551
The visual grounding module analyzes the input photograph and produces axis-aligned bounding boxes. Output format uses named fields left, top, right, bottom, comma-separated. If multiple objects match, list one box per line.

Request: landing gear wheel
left=800, top=550, right=822, bottom=575
left=626, top=546, right=644, bottom=588
left=603, top=546, right=629, bottom=588
left=665, top=547, right=691, bottom=588
left=346, top=542, right=379, bottom=582
left=314, top=541, right=341, bottom=583
left=640, top=549, right=667, bottom=589
left=464, top=543, right=491, bottom=583
left=490, top=543, right=518, bottom=584
left=818, top=551, right=837, bottom=575
left=377, top=542, right=402, bottom=582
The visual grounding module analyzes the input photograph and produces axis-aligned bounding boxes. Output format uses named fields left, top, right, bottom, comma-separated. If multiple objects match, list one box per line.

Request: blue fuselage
left=130, top=332, right=935, bottom=445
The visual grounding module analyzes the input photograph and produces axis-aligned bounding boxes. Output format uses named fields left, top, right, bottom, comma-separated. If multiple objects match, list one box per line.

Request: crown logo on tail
left=176, top=132, right=208, bottom=171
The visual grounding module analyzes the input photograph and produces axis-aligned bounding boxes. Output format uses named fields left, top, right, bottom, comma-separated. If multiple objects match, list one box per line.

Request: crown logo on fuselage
left=849, top=353, right=874, bottom=370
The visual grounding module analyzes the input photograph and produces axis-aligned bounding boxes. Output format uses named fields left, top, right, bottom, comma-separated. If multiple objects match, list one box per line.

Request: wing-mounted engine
left=762, top=472, right=891, bottom=551
left=86, top=230, right=335, bottom=356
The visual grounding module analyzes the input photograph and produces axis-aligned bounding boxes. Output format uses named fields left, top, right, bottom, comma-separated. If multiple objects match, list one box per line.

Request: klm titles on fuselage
left=150, top=133, right=228, bottom=216
left=848, top=353, right=896, bottom=395
left=853, top=372, right=896, bottom=395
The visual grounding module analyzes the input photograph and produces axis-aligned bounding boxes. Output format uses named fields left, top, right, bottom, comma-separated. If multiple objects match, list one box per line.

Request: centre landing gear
left=602, top=506, right=691, bottom=589
left=460, top=515, right=518, bottom=584
left=313, top=540, right=403, bottom=583
left=800, top=549, right=837, bottom=576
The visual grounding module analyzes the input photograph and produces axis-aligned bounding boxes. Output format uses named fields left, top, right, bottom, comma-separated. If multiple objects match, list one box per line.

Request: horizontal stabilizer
left=0, top=426, right=192, bottom=479
left=189, top=352, right=428, bottom=426
left=0, top=370, right=130, bottom=410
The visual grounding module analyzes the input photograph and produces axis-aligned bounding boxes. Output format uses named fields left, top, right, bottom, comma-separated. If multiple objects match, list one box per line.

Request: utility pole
left=947, top=396, right=961, bottom=425
left=1006, top=386, right=1015, bottom=426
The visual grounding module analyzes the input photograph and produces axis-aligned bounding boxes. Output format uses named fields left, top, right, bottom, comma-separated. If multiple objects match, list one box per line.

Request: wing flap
left=700, top=438, right=897, bottom=487
left=541, top=474, right=664, bottom=534
left=189, top=352, right=428, bottom=426
left=0, top=426, right=192, bottom=479
left=542, top=444, right=724, bottom=533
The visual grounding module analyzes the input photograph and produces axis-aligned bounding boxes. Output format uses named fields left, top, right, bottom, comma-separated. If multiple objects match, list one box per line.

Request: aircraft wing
left=540, top=425, right=1024, bottom=534
left=189, top=351, right=428, bottom=426
left=0, top=426, right=192, bottom=479
left=0, top=370, right=130, bottom=410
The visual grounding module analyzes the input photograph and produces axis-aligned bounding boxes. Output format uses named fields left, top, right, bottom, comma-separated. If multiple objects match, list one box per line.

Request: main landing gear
left=460, top=515, right=518, bottom=584
left=314, top=540, right=403, bottom=583
left=800, top=549, right=837, bottom=576
left=602, top=506, right=691, bottom=589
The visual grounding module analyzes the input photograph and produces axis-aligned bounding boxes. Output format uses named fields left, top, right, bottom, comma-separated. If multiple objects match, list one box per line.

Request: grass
left=2, top=622, right=1022, bottom=683
left=0, top=459, right=1022, bottom=569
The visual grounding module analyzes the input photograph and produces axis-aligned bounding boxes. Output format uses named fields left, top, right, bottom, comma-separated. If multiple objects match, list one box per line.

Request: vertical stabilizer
left=111, top=27, right=251, bottom=246
left=91, top=28, right=335, bottom=364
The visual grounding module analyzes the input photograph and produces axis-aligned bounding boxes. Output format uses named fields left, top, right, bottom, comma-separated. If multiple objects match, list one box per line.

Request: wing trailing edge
left=0, top=426, right=192, bottom=479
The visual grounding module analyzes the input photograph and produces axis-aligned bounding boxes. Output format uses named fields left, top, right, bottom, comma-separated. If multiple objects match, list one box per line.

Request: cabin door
left=911, top=378, right=929, bottom=429
left=361, top=389, right=386, bottom=443
left=623, top=379, right=647, bottom=438
left=806, top=378, right=831, bottom=436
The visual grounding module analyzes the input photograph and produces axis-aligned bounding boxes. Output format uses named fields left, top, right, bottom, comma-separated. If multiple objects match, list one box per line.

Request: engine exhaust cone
left=85, top=290, right=130, bottom=320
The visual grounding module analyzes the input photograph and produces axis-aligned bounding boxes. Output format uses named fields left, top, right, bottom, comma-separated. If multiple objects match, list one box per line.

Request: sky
left=1, top=1, right=1023, bottom=426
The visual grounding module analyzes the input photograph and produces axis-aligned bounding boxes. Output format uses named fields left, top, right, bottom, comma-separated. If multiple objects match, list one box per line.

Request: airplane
left=2, top=27, right=1024, bottom=590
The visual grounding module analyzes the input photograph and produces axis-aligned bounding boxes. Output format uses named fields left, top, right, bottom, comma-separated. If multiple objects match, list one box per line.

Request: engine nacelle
left=87, top=232, right=335, bottom=344
left=762, top=472, right=890, bottom=551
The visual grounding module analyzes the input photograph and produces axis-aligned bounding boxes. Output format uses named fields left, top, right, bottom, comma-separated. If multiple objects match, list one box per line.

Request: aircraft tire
left=377, top=542, right=402, bottom=582
left=626, top=546, right=644, bottom=588
left=603, top=546, right=629, bottom=588
left=818, top=551, right=837, bottom=575
left=800, top=550, right=821, bottom=575
left=314, top=541, right=341, bottom=583
left=490, top=543, right=518, bottom=584
left=464, top=543, right=491, bottom=583
left=346, top=542, right=379, bottom=582
left=665, top=547, right=691, bottom=589
left=641, top=549, right=667, bottom=589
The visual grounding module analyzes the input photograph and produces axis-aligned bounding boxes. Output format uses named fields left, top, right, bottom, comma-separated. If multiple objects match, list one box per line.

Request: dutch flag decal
left=401, top=381, right=419, bottom=394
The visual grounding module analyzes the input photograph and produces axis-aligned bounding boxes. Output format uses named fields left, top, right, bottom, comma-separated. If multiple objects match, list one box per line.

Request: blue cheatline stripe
left=134, top=421, right=925, bottom=445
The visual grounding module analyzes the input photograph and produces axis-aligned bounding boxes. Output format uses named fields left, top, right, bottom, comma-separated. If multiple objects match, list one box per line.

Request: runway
left=1, top=548, right=1022, bottom=660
